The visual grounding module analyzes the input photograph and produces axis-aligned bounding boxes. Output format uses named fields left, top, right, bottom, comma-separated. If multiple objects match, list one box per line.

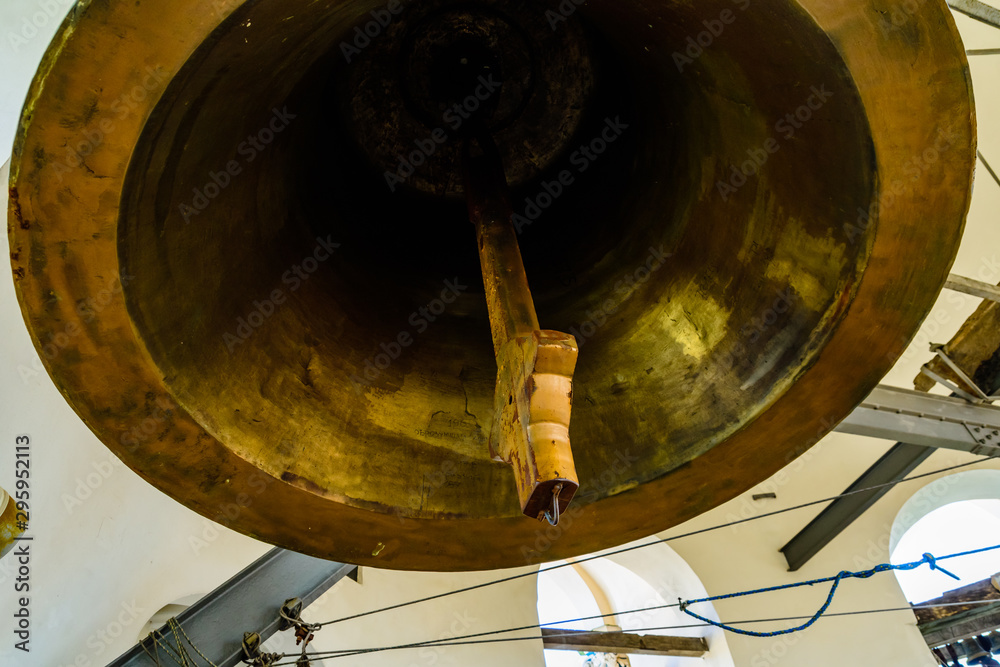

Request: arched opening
left=536, top=538, right=735, bottom=667
left=890, top=470, right=1000, bottom=603
left=137, top=594, right=204, bottom=641
left=890, top=471, right=1000, bottom=666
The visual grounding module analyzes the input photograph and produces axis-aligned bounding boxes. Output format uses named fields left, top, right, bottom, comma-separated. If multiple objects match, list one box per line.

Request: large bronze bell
left=8, top=0, right=975, bottom=570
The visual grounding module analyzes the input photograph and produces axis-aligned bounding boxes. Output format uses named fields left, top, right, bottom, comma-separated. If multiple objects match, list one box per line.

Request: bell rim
left=6, top=0, right=976, bottom=570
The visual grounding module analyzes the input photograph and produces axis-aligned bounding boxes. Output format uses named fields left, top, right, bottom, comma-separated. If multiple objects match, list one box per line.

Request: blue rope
left=679, top=544, right=1000, bottom=638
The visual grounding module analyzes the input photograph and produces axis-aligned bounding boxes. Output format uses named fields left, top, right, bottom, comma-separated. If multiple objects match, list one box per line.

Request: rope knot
left=922, top=552, right=961, bottom=581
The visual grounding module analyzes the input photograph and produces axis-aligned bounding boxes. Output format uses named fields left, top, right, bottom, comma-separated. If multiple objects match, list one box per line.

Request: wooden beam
left=915, top=577, right=1000, bottom=647
left=919, top=604, right=1000, bottom=647
left=541, top=628, right=707, bottom=657
left=945, top=274, right=1000, bottom=304
left=949, top=0, right=1000, bottom=29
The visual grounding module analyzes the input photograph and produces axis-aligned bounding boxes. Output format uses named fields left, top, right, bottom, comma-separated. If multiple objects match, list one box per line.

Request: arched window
left=536, top=538, right=735, bottom=667
left=890, top=470, right=1000, bottom=603
left=890, top=471, right=1000, bottom=666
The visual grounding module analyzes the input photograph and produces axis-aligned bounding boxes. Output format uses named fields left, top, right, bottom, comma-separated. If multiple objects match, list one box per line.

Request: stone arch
left=889, top=469, right=1000, bottom=554
left=537, top=537, right=736, bottom=666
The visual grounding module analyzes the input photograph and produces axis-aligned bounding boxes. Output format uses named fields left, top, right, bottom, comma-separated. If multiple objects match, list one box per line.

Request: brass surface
left=8, top=0, right=975, bottom=570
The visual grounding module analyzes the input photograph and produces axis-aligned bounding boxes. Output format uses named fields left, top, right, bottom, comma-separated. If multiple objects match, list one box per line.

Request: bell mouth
left=119, top=0, right=876, bottom=521
left=9, top=0, right=974, bottom=569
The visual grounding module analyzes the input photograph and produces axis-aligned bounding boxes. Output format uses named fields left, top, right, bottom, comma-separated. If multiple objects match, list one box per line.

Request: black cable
left=979, top=151, right=1000, bottom=191
left=272, top=600, right=1000, bottom=666
left=314, top=455, right=997, bottom=628
left=288, top=601, right=684, bottom=663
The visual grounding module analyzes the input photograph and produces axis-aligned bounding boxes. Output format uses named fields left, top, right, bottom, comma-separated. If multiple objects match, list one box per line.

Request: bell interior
left=118, top=0, right=875, bottom=521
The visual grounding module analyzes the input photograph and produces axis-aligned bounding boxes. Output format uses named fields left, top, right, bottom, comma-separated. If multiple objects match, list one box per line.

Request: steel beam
left=779, top=443, right=936, bottom=571
left=784, top=386, right=1000, bottom=570
left=949, top=0, right=1000, bottom=29
left=109, top=548, right=357, bottom=667
left=835, top=385, right=1000, bottom=455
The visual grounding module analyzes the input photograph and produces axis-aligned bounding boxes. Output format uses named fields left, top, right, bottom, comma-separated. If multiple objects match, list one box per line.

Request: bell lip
left=6, top=0, right=976, bottom=571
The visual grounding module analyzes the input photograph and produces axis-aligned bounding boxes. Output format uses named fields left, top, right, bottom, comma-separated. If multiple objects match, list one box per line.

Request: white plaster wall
left=265, top=567, right=545, bottom=667
left=0, top=160, right=274, bottom=666
left=664, top=443, right=1000, bottom=667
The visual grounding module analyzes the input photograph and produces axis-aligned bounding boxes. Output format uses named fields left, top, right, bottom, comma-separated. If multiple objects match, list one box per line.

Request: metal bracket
left=241, top=632, right=281, bottom=667
left=836, top=385, right=1000, bottom=454
left=922, top=344, right=1000, bottom=404
left=960, top=421, right=1000, bottom=456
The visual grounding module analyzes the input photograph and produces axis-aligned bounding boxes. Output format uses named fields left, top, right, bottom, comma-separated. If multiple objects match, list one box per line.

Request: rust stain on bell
left=6, top=0, right=976, bottom=570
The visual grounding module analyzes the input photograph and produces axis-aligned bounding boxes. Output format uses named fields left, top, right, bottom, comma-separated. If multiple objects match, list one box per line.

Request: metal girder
left=783, top=385, right=1000, bottom=570
left=779, top=443, right=936, bottom=571
left=782, top=386, right=1000, bottom=570
left=949, top=0, right=1000, bottom=29
left=835, top=385, right=1000, bottom=455
left=945, top=274, right=1000, bottom=305
left=541, top=628, right=708, bottom=657
left=109, top=548, right=357, bottom=667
